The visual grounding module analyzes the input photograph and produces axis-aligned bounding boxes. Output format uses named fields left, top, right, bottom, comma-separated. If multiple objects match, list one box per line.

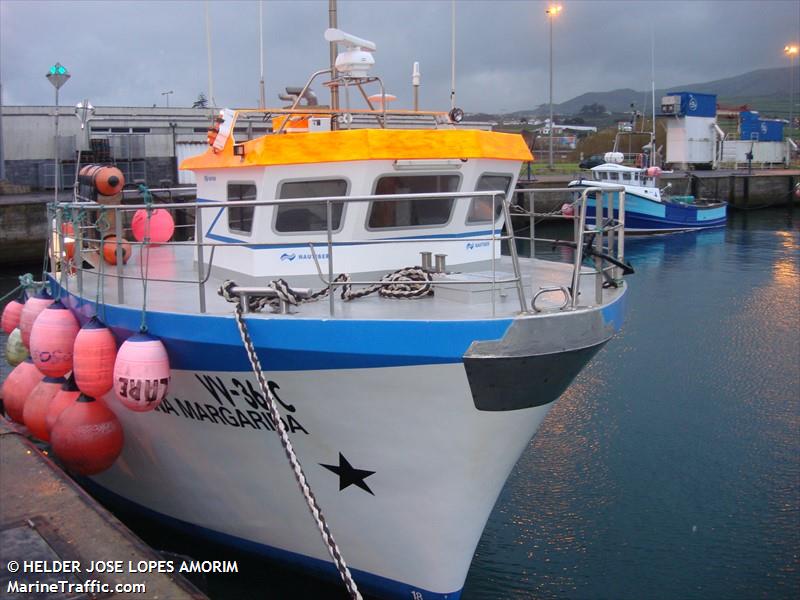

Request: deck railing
left=53, top=185, right=625, bottom=317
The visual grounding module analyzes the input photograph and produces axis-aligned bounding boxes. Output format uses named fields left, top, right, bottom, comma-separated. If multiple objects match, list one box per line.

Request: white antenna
left=259, top=0, right=265, bottom=108
left=650, top=23, right=656, bottom=152
left=205, top=0, right=215, bottom=109
left=450, top=0, right=456, bottom=109
left=412, top=61, right=421, bottom=111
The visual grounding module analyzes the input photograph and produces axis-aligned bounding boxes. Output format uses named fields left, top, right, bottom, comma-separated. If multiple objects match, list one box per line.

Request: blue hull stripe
left=79, top=478, right=462, bottom=600
left=56, top=284, right=512, bottom=372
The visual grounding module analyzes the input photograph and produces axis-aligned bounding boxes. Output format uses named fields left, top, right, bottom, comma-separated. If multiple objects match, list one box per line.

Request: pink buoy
left=51, top=394, right=124, bottom=476
left=113, top=333, right=170, bottom=412
left=646, top=166, right=662, bottom=177
left=131, top=209, right=175, bottom=245
left=19, top=289, right=53, bottom=348
left=2, top=291, right=26, bottom=334
left=23, top=376, right=66, bottom=442
left=2, top=358, right=44, bottom=424
left=46, top=375, right=81, bottom=435
left=74, top=316, right=118, bottom=398
left=29, top=300, right=80, bottom=377
left=560, top=202, right=575, bottom=217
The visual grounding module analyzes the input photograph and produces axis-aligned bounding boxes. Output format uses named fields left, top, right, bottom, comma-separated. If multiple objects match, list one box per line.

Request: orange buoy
left=19, top=289, right=53, bottom=348
left=113, top=333, right=170, bottom=412
left=50, top=394, right=124, bottom=475
left=73, top=316, right=117, bottom=397
left=2, top=290, right=25, bottom=334
left=2, top=358, right=44, bottom=424
left=46, top=375, right=81, bottom=435
left=23, top=376, right=66, bottom=442
left=102, top=236, right=131, bottom=265
left=78, top=164, right=125, bottom=196
left=131, top=209, right=175, bottom=244
left=29, top=300, right=80, bottom=377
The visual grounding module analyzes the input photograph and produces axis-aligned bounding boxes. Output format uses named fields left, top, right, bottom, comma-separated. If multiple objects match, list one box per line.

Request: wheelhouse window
left=275, top=179, right=348, bottom=233
left=622, top=172, right=631, bottom=181
left=467, top=174, right=512, bottom=223
left=228, top=182, right=257, bottom=234
left=367, top=175, right=459, bottom=229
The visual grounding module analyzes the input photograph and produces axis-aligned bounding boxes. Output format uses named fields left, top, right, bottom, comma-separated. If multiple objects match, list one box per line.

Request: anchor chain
left=227, top=302, right=362, bottom=600
left=220, top=267, right=433, bottom=313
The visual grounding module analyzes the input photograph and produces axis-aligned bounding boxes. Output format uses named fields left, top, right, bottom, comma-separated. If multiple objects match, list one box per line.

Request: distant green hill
left=528, top=66, right=794, bottom=119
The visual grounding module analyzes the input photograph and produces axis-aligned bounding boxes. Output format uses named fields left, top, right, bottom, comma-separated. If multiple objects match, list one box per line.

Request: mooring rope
left=227, top=301, right=362, bottom=600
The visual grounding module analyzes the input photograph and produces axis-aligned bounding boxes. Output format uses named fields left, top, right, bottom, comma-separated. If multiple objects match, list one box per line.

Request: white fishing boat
left=36, top=28, right=630, bottom=600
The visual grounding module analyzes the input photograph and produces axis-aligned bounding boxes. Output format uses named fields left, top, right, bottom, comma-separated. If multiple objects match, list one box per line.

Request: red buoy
left=2, top=358, right=44, bottom=424
left=46, top=375, right=81, bottom=435
left=23, top=376, right=66, bottom=442
left=73, top=316, right=117, bottom=397
left=1, top=291, right=25, bottom=334
left=19, top=289, right=53, bottom=348
left=113, top=333, right=170, bottom=412
left=50, top=394, right=124, bottom=475
left=29, top=300, right=80, bottom=377
left=102, top=236, right=131, bottom=265
left=131, top=209, right=175, bottom=245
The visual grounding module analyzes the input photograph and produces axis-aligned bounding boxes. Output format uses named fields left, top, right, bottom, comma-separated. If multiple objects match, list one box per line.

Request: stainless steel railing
left=53, top=185, right=625, bottom=317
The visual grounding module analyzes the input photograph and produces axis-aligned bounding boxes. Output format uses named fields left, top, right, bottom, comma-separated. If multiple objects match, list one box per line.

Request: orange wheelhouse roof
left=180, top=128, right=533, bottom=171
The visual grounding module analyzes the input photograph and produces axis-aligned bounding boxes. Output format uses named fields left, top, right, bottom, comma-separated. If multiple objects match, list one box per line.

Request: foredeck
left=63, top=246, right=609, bottom=321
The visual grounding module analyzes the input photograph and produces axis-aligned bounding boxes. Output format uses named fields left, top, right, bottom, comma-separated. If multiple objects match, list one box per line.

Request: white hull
left=93, top=365, right=553, bottom=597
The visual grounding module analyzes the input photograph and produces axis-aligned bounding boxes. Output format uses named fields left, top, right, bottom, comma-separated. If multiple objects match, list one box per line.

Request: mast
left=329, top=0, right=339, bottom=114
left=650, top=24, right=656, bottom=160
left=450, top=0, right=456, bottom=110
left=259, top=0, right=266, bottom=108
left=205, top=0, right=215, bottom=112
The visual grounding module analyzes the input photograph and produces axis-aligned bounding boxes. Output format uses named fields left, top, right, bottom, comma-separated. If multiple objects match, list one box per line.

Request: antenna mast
left=450, top=0, right=456, bottom=109
left=259, top=1, right=266, bottom=108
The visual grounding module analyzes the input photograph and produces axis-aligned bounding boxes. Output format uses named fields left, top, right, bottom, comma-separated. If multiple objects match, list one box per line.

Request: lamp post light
left=546, top=4, right=562, bottom=170
left=161, top=90, right=174, bottom=108
left=785, top=45, right=798, bottom=136
left=46, top=62, right=70, bottom=202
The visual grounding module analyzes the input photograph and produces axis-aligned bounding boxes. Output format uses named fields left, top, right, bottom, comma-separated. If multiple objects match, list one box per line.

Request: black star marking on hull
left=320, top=453, right=376, bottom=495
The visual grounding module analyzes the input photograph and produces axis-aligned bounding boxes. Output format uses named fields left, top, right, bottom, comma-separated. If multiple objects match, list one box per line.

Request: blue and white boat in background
left=569, top=156, right=728, bottom=234
left=40, top=27, right=631, bottom=600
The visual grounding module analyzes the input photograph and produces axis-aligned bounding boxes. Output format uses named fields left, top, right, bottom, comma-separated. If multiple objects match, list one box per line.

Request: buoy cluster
left=2, top=287, right=171, bottom=476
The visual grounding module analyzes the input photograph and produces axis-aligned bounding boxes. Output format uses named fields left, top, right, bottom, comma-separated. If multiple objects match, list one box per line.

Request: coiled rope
left=225, top=300, right=362, bottom=600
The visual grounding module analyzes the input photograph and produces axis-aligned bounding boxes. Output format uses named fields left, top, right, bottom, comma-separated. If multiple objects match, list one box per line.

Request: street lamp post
left=546, top=5, right=562, bottom=170
left=162, top=90, right=174, bottom=107
left=785, top=45, right=798, bottom=136
left=46, top=62, right=70, bottom=203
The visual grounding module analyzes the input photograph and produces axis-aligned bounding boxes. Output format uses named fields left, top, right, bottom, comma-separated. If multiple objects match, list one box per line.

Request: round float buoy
left=29, top=300, right=80, bottom=378
left=23, top=376, right=66, bottom=442
left=50, top=394, right=124, bottom=475
left=5, top=328, right=29, bottom=366
left=2, top=358, right=44, bottom=424
left=73, top=316, right=117, bottom=397
left=102, top=236, right=131, bottom=265
left=113, top=333, right=170, bottom=412
left=19, top=289, right=53, bottom=348
left=646, top=166, right=662, bottom=177
left=131, top=209, right=175, bottom=245
left=2, top=291, right=25, bottom=334
left=560, top=202, right=575, bottom=217
left=46, top=375, right=81, bottom=435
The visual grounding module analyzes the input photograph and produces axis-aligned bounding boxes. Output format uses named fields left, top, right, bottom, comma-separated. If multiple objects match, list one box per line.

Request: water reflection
left=465, top=208, right=800, bottom=599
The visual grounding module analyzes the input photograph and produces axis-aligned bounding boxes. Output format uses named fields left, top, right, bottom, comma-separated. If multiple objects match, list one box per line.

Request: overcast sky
left=1, top=0, right=798, bottom=113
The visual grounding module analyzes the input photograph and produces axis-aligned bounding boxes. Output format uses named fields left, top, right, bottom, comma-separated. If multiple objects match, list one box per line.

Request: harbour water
left=1, top=207, right=797, bottom=599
